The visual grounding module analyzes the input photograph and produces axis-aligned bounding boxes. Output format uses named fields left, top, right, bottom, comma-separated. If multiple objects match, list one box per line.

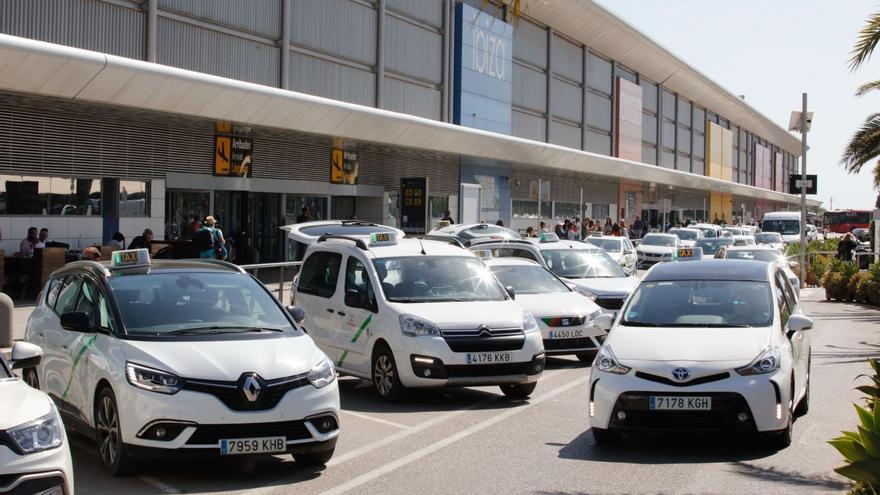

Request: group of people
left=521, top=216, right=649, bottom=241
left=17, top=227, right=52, bottom=257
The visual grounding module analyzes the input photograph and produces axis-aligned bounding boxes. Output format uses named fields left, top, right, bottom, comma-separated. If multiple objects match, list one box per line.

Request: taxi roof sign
left=539, top=233, right=560, bottom=243
left=111, top=249, right=151, bottom=268
left=673, top=246, right=703, bottom=261
left=369, top=232, right=398, bottom=246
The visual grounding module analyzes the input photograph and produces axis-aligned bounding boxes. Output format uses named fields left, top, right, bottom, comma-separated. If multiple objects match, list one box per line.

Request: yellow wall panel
left=721, top=127, right=733, bottom=182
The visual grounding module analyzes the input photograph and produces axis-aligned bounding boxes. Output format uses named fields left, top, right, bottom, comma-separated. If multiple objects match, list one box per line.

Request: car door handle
left=337, top=311, right=346, bottom=316
left=326, top=308, right=335, bottom=313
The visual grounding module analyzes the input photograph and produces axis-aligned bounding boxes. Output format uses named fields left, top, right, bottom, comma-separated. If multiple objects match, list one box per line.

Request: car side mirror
left=285, top=305, right=305, bottom=323
left=10, top=341, right=42, bottom=370
left=505, top=286, right=516, bottom=300
left=787, top=314, right=813, bottom=332
left=624, top=249, right=633, bottom=255
left=593, top=313, right=614, bottom=332
left=60, top=312, right=92, bottom=333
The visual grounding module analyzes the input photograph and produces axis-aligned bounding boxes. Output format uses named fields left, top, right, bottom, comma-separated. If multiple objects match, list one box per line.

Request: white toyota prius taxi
left=292, top=233, right=545, bottom=401
left=588, top=260, right=812, bottom=448
left=23, top=250, right=340, bottom=475
left=1, top=342, right=74, bottom=495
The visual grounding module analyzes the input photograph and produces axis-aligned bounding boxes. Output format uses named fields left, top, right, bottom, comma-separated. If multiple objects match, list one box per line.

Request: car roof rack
left=422, top=235, right=465, bottom=248
left=316, top=234, right=368, bottom=250
left=339, top=220, right=380, bottom=226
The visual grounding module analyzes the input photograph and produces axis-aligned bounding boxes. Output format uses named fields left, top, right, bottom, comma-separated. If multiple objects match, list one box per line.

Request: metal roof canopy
left=0, top=34, right=817, bottom=207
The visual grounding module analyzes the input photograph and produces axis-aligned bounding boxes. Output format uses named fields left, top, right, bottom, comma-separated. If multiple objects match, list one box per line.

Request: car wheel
left=499, top=382, right=537, bottom=399
left=794, top=363, right=811, bottom=418
left=95, top=387, right=136, bottom=476
left=576, top=352, right=596, bottom=365
left=591, top=427, right=621, bottom=445
left=294, top=447, right=335, bottom=467
left=763, top=419, right=793, bottom=450
left=372, top=345, right=405, bottom=401
left=22, top=367, right=39, bottom=389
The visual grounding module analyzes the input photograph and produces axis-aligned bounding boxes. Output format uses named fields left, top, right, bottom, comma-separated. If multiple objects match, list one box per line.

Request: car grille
left=540, top=316, right=586, bottom=327
left=635, top=371, right=731, bottom=387
left=445, top=361, right=539, bottom=377
left=186, top=420, right=312, bottom=445
left=594, top=297, right=625, bottom=310
left=610, top=392, right=755, bottom=432
left=182, top=372, right=311, bottom=412
left=543, top=337, right=597, bottom=351
left=441, top=327, right=525, bottom=352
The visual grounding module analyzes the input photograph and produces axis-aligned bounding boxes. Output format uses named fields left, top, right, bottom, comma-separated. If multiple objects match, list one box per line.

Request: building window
left=119, top=181, right=150, bottom=217
left=513, top=199, right=539, bottom=219
left=554, top=201, right=580, bottom=220
left=0, top=175, right=101, bottom=216
left=429, top=196, right=448, bottom=221
left=285, top=196, right=328, bottom=222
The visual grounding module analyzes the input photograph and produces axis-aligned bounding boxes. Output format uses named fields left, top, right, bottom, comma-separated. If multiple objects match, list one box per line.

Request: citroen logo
left=242, top=375, right=262, bottom=402
left=478, top=325, right=492, bottom=337
left=672, top=368, right=690, bottom=381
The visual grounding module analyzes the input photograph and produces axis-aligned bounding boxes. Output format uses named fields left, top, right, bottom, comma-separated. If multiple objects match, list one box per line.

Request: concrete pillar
left=0, top=292, right=13, bottom=348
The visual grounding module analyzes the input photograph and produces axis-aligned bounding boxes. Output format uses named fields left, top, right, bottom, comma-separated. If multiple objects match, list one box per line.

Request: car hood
left=567, top=276, right=639, bottom=296
left=121, top=334, right=327, bottom=381
left=637, top=245, right=676, bottom=254
left=606, top=326, right=771, bottom=362
left=0, top=378, right=53, bottom=429
left=390, top=300, right=523, bottom=329
left=514, top=292, right=601, bottom=318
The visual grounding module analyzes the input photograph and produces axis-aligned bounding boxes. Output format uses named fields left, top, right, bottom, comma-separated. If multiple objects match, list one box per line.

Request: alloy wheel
left=97, top=395, right=120, bottom=468
left=374, top=354, right=394, bottom=397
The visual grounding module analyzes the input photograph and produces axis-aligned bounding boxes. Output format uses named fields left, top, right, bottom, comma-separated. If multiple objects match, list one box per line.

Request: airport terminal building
left=0, top=0, right=815, bottom=261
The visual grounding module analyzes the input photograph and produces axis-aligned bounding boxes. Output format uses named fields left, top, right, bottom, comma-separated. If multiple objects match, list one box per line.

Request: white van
left=292, top=233, right=545, bottom=400
left=761, top=211, right=801, bottom=244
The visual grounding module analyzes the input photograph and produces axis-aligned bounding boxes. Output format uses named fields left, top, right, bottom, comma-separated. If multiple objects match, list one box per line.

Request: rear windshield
left=623, top=280, right=773, bottom=327
left=694, top=238, right=734, bottom=255
left=725, top=250, right=781, bottom=263
left=755, top=233, right=784, bottom=244
left=640, top=235, right=676, bottom=247
left=671, top=230, right=699, bottom=240
left=586, top=238, right=622, bottom=251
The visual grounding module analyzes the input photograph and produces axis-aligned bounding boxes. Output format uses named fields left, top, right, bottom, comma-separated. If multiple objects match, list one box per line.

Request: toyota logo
left=671, top=368, right=690, bottom=381
left=242, top=375, right=262, bottom=402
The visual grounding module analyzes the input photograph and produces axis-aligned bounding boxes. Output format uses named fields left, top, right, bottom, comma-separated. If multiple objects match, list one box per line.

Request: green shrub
left=868, top=263, right=880, bottom=306
left=824, top=260, right=860, bottom=301
left=809, top=255, right=832, bottom=287
left=852, top=272, right=873, bottom=304
left=830, top=359, right=880, bottom=492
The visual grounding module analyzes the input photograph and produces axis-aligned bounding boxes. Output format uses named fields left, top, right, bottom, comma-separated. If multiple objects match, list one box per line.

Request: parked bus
left=823, top=209, right=871, bottom=234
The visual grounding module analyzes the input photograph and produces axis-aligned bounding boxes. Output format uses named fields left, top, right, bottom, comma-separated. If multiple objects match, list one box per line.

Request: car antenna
left=419, top=240, right=427, bottom=255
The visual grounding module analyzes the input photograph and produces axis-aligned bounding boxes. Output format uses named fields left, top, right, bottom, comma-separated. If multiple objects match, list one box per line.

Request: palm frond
left=856, top=79, right=880, bottom=96
left=849, top=11, right=880, bottom=70
left=841, top=113, right=880, bottom=174
left=874, top=162, right=880, bottom=190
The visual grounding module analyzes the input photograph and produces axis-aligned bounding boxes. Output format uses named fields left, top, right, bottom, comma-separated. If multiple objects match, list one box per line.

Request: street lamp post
left=789, top=94, right=812, bottom=285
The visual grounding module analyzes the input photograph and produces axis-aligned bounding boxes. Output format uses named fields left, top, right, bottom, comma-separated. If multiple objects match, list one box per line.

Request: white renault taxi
left=23, top=250, right=340, bottom=475
left=292, top=233, right=545, bottom=400
left=469, top=234, right=639, bottom=320
left=588, top=260, right=811, bottom=449
left=1, top=342, right=74, bottom=495
left=482, top=256, right=604, bottom=363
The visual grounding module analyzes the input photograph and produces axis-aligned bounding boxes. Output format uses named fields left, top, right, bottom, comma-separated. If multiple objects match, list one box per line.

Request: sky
left=594, top=0, right=880, bottom=210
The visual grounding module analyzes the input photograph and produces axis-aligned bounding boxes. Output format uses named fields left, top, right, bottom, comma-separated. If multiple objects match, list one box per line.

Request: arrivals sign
left=400, top=177, right=428, bottom=234
left=331, top=148, right=359, bottom=184
left=213, top=122, right=253, bottom=178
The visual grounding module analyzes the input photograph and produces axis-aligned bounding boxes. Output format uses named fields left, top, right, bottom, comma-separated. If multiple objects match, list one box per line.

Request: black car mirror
left=345, top=288, right=364, bottom=309
left=285, top=305, right=306, bottom=323
left=60, top=312, right=92, bottom=333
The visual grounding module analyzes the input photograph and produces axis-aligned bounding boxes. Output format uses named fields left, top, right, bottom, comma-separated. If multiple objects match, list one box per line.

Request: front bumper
left=588, top=368, right=791, bottom=433
left=0, top=442, right=73, bottom=495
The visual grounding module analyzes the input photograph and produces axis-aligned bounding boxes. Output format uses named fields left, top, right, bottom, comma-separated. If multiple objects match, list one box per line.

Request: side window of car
left=297, top=252, right=342, bottom=299
left=344, top=257, right=377, bottom=312
left=77, top=278, right=115, bottom=331
left=774, top=272, right=791, bottom=327
left=45, top=276, right=65, bottom=309
left=55, top=274, right=83, bottom=315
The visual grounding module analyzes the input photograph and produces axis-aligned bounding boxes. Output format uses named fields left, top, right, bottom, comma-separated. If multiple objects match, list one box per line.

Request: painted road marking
left=342, top=410, right=412, bottom=430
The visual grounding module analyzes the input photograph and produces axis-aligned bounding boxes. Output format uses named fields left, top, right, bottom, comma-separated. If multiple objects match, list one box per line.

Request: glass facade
left=0, top=175, right=101, bottom=216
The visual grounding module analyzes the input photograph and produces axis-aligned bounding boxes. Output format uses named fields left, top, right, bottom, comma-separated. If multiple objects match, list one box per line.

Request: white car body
left=691, top=223, right=723, bottom=239
left=762, top=212, right=801, bottom=244
left=281, top=220, right=405, bottom=261
left=484, top=257, right=605, bottom=358
left=731, top=235, right=757, bottom=246
left=588, top=260, right=811, bottom=447
left=293, top=234, right=545, bottom=399
left=24, top=254, right=340, bottom=474
left=1, top=342, right=74, bottom=495
left=585, top=236, right=638, bottom=274
left=755, top=232, right=785, bottom=253
left=668, top=228, right=704, bottom=248
left=636, top=234, right=681, bottom=269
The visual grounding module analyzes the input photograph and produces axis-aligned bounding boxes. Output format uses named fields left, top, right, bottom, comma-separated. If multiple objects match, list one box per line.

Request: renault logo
left=242, top=375, right=262, bottom=402
left=671, top=368, right=690, bottom=381
left=478, top=325, right=492, bottom=337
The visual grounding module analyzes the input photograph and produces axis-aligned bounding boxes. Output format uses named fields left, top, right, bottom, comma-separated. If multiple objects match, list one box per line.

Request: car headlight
left=8, top=401, right=63, bottom=454
left=522, top=311, right=540, bottom=334
left=586, top=309, right=602, bottom=322
left=399, top=314, right=441, bottom=337
left=573, top=287, right=598, bottom=301
left=125, top=362, right=183, bottom=394
left=735, top=346, right=781, bottom=376
left=308, top=358, right=336, bottom=388
left=595, top=346, right=631, bottom=375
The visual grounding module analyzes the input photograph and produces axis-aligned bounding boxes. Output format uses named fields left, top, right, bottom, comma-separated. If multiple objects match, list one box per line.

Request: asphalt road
left=65, top=287, right=877, bottom=494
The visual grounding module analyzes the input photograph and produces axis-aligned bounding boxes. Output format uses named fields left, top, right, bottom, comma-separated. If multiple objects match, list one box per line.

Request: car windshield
left=762, top=219, right=800, bottom=235
left=755, top=233, right=784, bottom=244
left=694, top=238, right=734, bottom=255
left=725, top=250, right=782, bottom=263
left=457, top=225, right=522, bottom=240
left=672, top=230, right=699, bottom=240
left=373, top=256, right=507, bottom=303
left=622, top=280, right=773, bottom=327
left=724, top=228, right=743, bottom=236
left=586, top=238, right=622, bottom=251
left=540, top=249, right=626, bottom=279
left=640, top=235, right=676, bottom=247
left=489, top=265, right=570, bottom=295
left=108, top=273, right=295, bottom=335
left=695, top=227, right=718, bottom=238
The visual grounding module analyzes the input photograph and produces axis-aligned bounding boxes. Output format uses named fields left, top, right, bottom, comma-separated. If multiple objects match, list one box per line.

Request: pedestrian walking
left=194, top=216, right=227, bottom=260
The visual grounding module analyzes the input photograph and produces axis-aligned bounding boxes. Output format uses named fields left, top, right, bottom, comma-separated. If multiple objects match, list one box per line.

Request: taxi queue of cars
left=4, top=220, right=813, bottom=493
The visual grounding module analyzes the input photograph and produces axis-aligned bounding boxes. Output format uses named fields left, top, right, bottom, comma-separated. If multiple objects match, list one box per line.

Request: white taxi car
left=715, top=245, right=800, bottom=295
left=427, top=223, right=522, bottom=246
left=585, top=236, right=638, bottom=274
left=468, top=235, right=639, bottom=319
left=588, top=260, right=811, bottom=449
left=483, top=257, right=604, bottom=362
left=281, top=220, right=405, bottom=261
left=292, top=233, right=545, bottom=400
left=668, top=228, right=704, bottom=247
left=23, top=250, right=340, bottom=475
left=635, top=233, right=681, bottom=269
left=1, top=342, right=74, bottom=495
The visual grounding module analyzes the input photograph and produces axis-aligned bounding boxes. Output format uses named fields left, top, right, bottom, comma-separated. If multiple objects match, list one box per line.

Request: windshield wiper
left=670, top=323, right=751, bottom=328
left=165, top=325, right=284, bottom=335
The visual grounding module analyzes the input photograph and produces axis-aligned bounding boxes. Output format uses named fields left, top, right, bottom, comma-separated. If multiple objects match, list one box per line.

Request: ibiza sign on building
left=453, top=3, right=513, bottom=134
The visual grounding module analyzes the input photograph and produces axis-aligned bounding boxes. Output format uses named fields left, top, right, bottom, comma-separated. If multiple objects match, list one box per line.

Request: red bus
left=823, top=210, right=871, bottom=234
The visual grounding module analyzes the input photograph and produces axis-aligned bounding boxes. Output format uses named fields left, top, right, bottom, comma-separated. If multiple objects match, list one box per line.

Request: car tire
left=576, top=352, right=596, bottom=365
left=95, top=387, right=137, bottom=476
left=591, top=427, right=621, bottom=445
left=499, top=382, right=537, bottom=399
left=294, top=447, right=335, bottom=467
left=794, top=364, right=811, bottom=418
left=372, top=345, right=406, bottom=401
left=763, top=420, right=793, bottom=450
left=22, top=367, right=40, bottom=389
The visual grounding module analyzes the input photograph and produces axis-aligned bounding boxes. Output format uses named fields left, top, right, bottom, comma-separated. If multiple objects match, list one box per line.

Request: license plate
left=220, top=436, right=286, bottom=455
left=649, top=396, right=712, bottom=411
left=548, top=329, right=585, bottom=339
left=466, top=352, right=511, bottom=364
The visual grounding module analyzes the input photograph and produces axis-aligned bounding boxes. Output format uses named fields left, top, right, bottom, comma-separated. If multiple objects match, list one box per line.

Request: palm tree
left=842, top=10, right=880, bottom=191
